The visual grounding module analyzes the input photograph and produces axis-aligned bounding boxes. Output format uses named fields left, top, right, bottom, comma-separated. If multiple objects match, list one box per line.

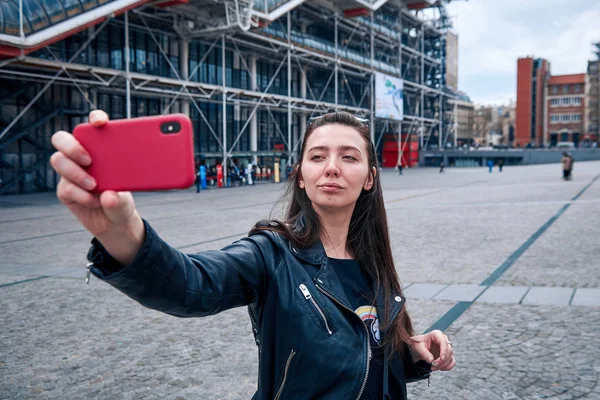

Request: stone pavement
left=1, top=161, right=599, bottom=399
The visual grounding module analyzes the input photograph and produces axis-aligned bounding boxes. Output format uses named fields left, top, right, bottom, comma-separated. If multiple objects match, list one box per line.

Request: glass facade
left=0, top=0, right=110, bottom=36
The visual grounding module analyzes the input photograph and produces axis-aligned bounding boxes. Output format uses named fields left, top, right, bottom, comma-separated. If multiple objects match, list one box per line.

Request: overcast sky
left=450, top=0, right=600, bottom=106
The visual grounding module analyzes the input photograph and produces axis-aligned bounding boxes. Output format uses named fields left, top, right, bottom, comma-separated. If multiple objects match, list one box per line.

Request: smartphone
left=73, top=114, right=195, bottom=193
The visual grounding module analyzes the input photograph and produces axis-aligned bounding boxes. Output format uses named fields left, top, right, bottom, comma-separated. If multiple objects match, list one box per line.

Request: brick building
left=587, top=55, right=600, bottom=144
left=516, top=57, right=550, bottom=147
left=545, top=74, right=586, bottom=147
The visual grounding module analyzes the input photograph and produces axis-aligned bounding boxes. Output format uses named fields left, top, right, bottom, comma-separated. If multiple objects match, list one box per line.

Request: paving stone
left=403, top=283, right=448, bottom=299
left=571, top=288, right=600, bottom=306
left=522, top=287, right=575, bottom=306
left=477, top=286, right=530, bottom=304
left=433, top=284, right=486, bottom=302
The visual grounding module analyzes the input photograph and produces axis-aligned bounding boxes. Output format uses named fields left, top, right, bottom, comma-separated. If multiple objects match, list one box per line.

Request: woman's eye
left=311, top=155, right=324, bottom=160
left=343, top=155, right=357, bottom=161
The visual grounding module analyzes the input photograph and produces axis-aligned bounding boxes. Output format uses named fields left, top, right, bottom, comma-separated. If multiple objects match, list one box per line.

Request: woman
left=50, top=110, right=455, bottom=399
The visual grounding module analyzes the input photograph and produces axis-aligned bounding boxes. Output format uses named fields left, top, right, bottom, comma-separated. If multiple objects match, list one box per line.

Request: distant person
left=195, top=166, right=201, bottom=193
left=397, top=164, right=403, bottom=175
left=439, top=161, right=445, bottom=174
left=498, top=159, right=504, bottom=173
left=561, top=152, right=573, bottom=181
left=487, top=160, right=494, bottom=173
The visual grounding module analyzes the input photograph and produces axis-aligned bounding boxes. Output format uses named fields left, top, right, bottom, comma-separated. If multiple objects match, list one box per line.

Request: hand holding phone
left=50, top=110, right=173, bottom=266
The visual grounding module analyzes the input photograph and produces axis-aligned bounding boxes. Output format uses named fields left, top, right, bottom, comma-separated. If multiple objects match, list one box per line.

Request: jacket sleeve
left=403, top=345, right=432, bottom=383
left=89, top=219, right=281, bottom=318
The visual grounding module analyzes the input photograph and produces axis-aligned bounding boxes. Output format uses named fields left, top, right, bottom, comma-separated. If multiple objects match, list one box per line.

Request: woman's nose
left=324, top=158, right=340, bottom=177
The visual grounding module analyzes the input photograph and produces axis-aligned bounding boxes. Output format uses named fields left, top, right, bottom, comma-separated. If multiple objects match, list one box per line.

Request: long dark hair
left=250, top=111, right=415, bottom=353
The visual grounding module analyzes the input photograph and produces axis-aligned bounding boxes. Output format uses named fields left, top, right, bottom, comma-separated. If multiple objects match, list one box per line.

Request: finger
left=99, top=191, right=136, bottom=226
left=89, top=109, right=109, bottom=126
left=57, top=178, right=101, bottom=208
left=50, top=152, right=97, bottom=191
left=51, top=131, right=92, bottom=166
left=432, top=330, right=451, bottom=366
left=436, top=351, right=454, bottom=371
left=439, top=357, right=456, bottom=371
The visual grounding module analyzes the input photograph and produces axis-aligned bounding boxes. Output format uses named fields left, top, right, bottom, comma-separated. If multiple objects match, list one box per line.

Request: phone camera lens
left=161, top=121, right=181, bottom=134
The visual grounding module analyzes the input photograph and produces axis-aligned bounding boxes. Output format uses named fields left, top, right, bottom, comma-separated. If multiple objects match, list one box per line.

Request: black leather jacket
left=88, top=220, right=431, bottom=399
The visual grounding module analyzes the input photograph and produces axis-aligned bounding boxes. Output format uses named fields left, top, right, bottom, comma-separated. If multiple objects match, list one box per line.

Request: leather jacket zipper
left=315, top=284, right=371, bottom=400
left=274, top=349, right=296, bottom=400
left=299, top=284, right=333, bottom=335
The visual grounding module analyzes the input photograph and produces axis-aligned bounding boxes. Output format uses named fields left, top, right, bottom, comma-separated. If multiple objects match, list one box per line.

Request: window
left=551, top=98, right=560, bottom=107
left=561, top=132, right=569, bottom=142
left=560, top=114, right=570, bottom=122
left=573, top=97, right=582, bottom=106
left=572, top=114, right=581, bottom=122
left=561, top=97, right=570, bottom=105
left=563, top=85, right=569, bottom=93
left=552, top=86, right=558, bottom=94
left=575, top=84, right=582, bottom=92
left=551, top=115, right=559, bottom=123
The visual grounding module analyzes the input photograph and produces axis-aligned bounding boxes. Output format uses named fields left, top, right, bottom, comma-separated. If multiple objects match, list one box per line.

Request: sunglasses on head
left=307, top=115, right=370, bottom=127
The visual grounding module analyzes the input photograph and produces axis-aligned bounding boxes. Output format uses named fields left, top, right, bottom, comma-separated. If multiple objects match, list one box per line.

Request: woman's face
left=299, top=123, right=375, bottom=212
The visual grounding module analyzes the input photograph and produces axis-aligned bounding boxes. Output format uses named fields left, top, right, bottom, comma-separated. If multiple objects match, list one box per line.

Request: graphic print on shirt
left=355, top=305, right=381, bottom=346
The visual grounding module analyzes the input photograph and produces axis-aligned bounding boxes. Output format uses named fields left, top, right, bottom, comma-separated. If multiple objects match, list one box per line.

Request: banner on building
left=445, top=32, right=458, bottom=91
left=375, top=72, right=404, bottom=121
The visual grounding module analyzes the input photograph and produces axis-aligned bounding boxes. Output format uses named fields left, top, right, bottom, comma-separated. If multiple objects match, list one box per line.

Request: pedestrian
left=498, top=159, right=504, bottom=173
left=439, top=161, right=445, bottom=174
left=195, top=165, right=201, bottom=193
left=246, top=162, right=254, bottom=186
left=50, top=110, right=455, bottom=399
left=487, top=159, right=494, bottom=173
left=397, top=163, right=403, bottom=175
left=561, top=152, right=573, bottom=181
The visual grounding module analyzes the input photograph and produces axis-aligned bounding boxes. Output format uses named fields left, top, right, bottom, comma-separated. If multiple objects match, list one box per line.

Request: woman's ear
left=364, top=166, right=376, bottom=190
left=296, top=165, right=305, bottom=189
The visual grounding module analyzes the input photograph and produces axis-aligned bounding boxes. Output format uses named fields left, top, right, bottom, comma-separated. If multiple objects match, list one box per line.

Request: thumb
left=99, top=191, right=137, bottom=226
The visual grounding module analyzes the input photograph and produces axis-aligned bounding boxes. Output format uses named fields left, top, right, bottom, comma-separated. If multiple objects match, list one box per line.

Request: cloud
left=451, top=0, right=600, bottom=104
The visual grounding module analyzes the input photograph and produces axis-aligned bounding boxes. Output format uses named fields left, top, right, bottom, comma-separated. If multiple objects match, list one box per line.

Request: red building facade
left=516, top=57, right=550, bottom=147
left=546, top=74, right=586, bottom=147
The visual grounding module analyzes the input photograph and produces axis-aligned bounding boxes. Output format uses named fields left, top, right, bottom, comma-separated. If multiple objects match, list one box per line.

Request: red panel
left=407, top=2, right=432, bottom=10
left=156, top=0, right=188, bottom=8
left=343, top=8, right=369, bottom=18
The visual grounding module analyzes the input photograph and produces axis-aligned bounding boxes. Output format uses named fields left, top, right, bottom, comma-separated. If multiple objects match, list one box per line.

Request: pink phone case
left=73, top=114, right=195, bottom=193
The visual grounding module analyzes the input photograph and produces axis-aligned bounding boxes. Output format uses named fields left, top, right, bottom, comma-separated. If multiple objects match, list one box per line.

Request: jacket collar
left=289, top=213, right=406, bottom=326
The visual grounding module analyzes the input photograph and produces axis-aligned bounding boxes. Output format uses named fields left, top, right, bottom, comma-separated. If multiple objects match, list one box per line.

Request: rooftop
left=548, top=74, right=585, bottom=85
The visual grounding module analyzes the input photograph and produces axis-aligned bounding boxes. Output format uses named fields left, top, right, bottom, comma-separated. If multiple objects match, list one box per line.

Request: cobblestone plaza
left=1, top=162, right=600, bottom=399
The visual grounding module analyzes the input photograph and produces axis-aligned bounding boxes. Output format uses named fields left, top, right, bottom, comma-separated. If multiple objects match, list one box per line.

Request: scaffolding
left=0, top=0, right=458, bottom=194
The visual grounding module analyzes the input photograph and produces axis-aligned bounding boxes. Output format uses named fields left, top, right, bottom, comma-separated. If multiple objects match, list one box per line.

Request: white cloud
left=451, top=0, right=600, bottom=105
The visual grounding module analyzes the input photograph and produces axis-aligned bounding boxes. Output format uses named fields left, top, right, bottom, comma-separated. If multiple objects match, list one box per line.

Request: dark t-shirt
left=329, top=257, right=399, bottom=399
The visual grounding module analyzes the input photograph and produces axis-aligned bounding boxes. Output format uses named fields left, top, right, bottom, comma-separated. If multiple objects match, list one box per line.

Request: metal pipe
left=19, top=0, right=24, bottom=38
left=125, top=11, right=131, bottom=118
left=334, top=15, right=338, bottom=108
left=370, top=11, right=375, bottom=143
left=287, top=11, right=293, bottom=165
left=222, top=34, right=227, bottom=169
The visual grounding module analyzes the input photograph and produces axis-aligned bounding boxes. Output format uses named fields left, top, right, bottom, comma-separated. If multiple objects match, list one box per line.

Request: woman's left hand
left=409, top=330, right=456, bottom=371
